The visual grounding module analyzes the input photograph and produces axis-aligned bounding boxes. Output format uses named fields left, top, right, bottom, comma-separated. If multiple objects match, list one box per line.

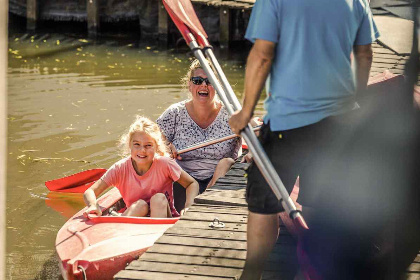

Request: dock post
left=87, top=0, right=100, bottom=38
left=219, top=7, right=230, bottom=49
left=158, top=3, right=169, bottom=47
left=26, top=0, right=38, bottom=31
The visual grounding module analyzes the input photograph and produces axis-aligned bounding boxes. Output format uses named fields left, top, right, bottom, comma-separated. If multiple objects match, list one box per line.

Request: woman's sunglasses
left=190, top=76, right=211, bottom=86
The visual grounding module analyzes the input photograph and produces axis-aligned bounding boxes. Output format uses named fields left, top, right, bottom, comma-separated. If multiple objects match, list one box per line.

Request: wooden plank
left=26, top=0, right=38, bottom=30
left=139, top=252, right=245, bottom=268
left=196, top=188, right=247, bottom=206
left=165, top=227, right=247, bottom=240
left=158, top=2, right=169, bottom=47
left=235, top=0, right=255, bottom=3
left=115, top=270, right=230, bottom=280
left=86, top=0, right=100, bottom=37
left=165, top=229, right=246, bottom=241
left=145, top=243, right=248, bottom=259
left=405, top=273, right=420, bottom=280
left=372, top=57, right=401, bottom=64
left=171, top=219, right=248, bottom=232
left=155, top=235, right=247, bottom=250
left=126, top=260, right=242, bottom=278
left=188, top=203, right=247, bottom=211
left=195, top=196, right=247, bottom=207
left=182, top=208, right=247, bottom=223
left=374, top=53, right=405, bottom=60
left=407, top=263, right=420, bottom=272
left=216, top=176, right=247, bottom=185
left=225, top=168, right=246, bottom=177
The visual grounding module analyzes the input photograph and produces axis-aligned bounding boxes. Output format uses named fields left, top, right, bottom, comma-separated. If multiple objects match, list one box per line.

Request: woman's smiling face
left=188, top=68, right=216, bottom=103
left=130, top=131, right=156, bottom=167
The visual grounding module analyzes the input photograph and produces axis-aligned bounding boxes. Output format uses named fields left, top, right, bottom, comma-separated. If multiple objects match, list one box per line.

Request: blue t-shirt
left=245, top=0, right=380, bottom=131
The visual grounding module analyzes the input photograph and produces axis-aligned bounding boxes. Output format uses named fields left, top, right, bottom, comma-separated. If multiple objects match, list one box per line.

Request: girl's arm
left=176, top=170, right=199, bottom=214
left=83, top=179, right=110, bottom=216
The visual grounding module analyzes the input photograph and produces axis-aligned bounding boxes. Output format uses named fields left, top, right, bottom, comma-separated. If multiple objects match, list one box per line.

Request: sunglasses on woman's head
left=190, top=76, right=211, bottom=85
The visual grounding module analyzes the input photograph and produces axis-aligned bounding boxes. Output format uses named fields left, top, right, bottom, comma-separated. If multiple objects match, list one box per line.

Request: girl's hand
left=169, top=143, right=182, bottom=160
left=180, top=207, right=189, bottom=216
left=84, top=203, right=102, bottom=217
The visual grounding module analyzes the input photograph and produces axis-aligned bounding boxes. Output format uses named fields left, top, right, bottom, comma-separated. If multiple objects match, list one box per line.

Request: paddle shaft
left=188, top=41, right=301, bottom=221
left=178, top=125, right=260, bottom=154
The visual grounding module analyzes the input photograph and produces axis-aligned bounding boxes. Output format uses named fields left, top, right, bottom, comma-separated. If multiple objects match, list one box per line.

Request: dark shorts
left=195, top=176, right=213, bottom=194
left=246, top=115, right=354, bottom=214
left=172, top=176, right=212, bottom=213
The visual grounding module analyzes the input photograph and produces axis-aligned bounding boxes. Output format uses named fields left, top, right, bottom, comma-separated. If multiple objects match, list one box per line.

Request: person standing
left=229, top=0, right=379, bottom=279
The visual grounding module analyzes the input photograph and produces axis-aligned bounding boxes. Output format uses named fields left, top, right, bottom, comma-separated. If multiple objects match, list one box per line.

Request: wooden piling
left=219, top=7, right=230, bottom=49
left=158, top=3, right=169, bottom=47
left=86, top=0, right=100, bottom=38
left=26, top=0, right=38, bottom=31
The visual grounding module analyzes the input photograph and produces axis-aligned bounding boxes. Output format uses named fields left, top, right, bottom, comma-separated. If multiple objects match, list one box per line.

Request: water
left=7, top=30, right=265, bottom=279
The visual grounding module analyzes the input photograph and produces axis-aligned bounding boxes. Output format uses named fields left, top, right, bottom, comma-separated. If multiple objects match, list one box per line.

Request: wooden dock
left=114, top=41, right=420, bottom=279
left=114, top=160, right=299, bottom=280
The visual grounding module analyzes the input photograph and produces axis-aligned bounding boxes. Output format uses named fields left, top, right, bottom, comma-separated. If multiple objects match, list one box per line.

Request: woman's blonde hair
left=119, top=116, right=168, bottom=157
left=181, top=58, right=219, bottom=101
left=181, top=58, right=217, bottom=88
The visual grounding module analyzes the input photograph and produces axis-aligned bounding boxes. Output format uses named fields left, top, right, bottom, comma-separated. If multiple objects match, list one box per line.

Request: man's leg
left=240, top=212, right=279, bottom=280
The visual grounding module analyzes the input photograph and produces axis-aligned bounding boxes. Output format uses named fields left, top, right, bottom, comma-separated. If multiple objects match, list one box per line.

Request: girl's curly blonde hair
left=119, top=116, right=168, bottom=157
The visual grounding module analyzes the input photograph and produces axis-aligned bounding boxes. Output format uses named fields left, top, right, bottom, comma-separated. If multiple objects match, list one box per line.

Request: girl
left=83, top=116, right=199, bottom=217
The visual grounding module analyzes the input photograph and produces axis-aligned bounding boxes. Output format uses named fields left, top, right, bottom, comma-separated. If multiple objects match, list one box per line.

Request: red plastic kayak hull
left=56, top=187, right=179, bottom=280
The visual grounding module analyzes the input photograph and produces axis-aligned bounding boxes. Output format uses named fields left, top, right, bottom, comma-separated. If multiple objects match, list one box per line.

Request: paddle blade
left=162, top=0, right=208, bottom=46
left=45, top=168, right=107, bottom=193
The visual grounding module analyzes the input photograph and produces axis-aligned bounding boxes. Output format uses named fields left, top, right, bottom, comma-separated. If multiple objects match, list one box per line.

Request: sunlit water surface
left=7, top=32, right=265, bottom=279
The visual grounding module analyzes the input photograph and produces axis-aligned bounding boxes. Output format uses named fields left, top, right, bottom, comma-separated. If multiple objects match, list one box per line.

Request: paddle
left=45, top=168, right=107, bottom=193
left=162, top=0, right=308, bottom=229
left=44, top=129, right=259, bottom=193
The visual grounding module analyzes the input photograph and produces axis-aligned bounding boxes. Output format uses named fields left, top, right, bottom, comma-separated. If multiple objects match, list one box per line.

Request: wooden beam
left=86, top=0, right=100, bottom=37
left=219, top=7, right=230, bottom=49
left=158, top=3, right=169, bottom=47
left=26, top=0, right=38, bottom=31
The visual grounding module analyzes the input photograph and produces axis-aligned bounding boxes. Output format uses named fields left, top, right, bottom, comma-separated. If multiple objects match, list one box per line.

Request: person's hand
left=83, top=203, right=102, bottom=217
left=180, top=207, right=189, bottom=216
left=229, top=110, right=252, bottom=136
left=168, top=143, right=182, bottom=160
left=241, top=152, right=253, bottom=163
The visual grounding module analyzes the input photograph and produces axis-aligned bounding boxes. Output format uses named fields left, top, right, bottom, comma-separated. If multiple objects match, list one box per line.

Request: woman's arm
left=83, top=179, right=110, bottom=216
left=161, top=134, right=182, bottom=160
left=176, top=170, right=199, bottom=214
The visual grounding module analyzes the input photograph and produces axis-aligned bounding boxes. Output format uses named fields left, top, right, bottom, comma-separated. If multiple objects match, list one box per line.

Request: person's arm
left=83, top=179, right=110, bottom=216
left=163, top=136, right=182, bottom=160
left=229, top=39, right=276, bottom=134
left=354, top=44, right=373, bottom=94
left=176, top=170, right=199, bottom=215
left=156, top=110, right=182, bottom=160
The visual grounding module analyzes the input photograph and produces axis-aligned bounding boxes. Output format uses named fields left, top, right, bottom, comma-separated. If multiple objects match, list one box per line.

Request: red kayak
left=56, top=187, right=179, bottom=280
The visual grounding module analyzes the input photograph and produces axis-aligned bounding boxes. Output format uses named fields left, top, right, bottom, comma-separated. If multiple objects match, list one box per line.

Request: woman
left=157, top=59, right=241, bottom=203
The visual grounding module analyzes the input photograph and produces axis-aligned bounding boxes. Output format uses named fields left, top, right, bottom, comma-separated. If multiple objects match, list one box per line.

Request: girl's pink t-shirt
left=101, top=156, right=182, bottom=216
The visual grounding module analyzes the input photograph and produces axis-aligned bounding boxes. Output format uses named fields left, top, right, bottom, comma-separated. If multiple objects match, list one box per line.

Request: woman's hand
left=84, top=203, right=102, bottom=217
left=168, top=143, right=182, bottom=160
left=241, top=152, right=253, bottom=163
